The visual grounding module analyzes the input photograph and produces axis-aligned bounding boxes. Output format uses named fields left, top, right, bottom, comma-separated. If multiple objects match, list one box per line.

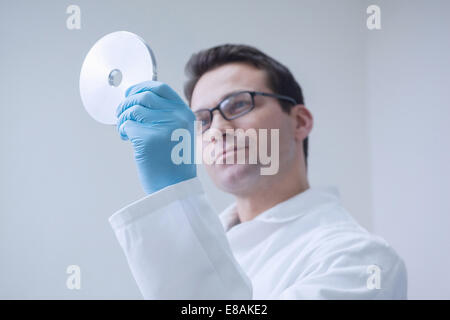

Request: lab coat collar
left=219, top=186, right=341, bottom=231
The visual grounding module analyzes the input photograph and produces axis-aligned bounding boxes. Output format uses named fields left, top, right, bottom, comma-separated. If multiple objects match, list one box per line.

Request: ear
left=291, top=104, right=313, bottom=142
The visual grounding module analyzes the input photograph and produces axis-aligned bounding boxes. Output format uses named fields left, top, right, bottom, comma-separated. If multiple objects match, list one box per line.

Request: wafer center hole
left=108, top=69, right=122, bottom=87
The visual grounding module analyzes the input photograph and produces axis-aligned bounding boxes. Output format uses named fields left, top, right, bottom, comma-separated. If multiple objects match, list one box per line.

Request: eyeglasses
left=193, top=91, right=297, bottom=132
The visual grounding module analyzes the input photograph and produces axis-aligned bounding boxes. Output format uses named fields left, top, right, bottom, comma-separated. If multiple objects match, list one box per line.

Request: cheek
left=249, top=110, right=295, bottom=155
left=235, top=106, right=283, bottom=130
left=236, top=110, right=291, bottom=160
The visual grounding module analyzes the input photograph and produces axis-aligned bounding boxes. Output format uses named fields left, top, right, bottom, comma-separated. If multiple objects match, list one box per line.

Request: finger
left=125, top=80, right=185, bottom=103
left=125, top=80, right=160, bottom=97
left=118, top=119, right=144, bottom=141
left=116, top=90, right=178, bottom=118
left=116, top=105, right=145, bottom=140
left=117, top=105, right=173, bottom=140
left=118, top=119, right=132, bottom=141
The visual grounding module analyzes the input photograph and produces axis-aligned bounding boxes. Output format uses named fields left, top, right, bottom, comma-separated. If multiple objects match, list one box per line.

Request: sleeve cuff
left=108, top=177, right=204, bottom=229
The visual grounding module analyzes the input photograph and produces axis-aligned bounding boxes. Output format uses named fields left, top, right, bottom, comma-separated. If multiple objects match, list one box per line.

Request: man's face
left=190, top=62, right=302, bottom=195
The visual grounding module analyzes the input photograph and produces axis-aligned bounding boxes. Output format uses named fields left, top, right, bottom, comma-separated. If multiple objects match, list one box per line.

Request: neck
left=235, top=163, right=309, bottom=223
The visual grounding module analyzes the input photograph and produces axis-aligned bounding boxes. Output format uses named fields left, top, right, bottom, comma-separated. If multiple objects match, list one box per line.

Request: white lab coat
left=109, top=177, right=407, bottom=299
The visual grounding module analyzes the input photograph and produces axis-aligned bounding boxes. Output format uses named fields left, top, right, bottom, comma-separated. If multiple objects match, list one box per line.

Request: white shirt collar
left=219, top=186, right=341, bottom=232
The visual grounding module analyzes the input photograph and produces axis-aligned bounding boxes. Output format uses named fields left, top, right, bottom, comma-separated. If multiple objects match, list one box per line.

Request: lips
left=215, top=146, right=248, bottom=164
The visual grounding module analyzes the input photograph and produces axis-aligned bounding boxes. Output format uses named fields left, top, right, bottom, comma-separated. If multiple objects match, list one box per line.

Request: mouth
left=214, top=146, right=248, bottom=164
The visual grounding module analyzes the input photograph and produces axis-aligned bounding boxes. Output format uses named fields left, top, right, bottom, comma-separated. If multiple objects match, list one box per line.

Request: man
left=110, top=44, right=407, bottom=299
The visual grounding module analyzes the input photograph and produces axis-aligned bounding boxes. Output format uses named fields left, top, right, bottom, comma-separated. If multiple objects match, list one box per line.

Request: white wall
left=0, top=0, right=401, bottom=299
left=367, top=0, right=450, bottom=299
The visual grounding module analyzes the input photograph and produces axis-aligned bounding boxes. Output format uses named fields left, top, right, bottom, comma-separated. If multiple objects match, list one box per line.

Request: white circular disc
left=79, top=31, right=157, bottom=124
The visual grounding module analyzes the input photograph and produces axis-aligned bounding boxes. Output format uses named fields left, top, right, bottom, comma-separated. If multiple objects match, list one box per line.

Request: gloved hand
left=116, top=80, right=197, bottom=195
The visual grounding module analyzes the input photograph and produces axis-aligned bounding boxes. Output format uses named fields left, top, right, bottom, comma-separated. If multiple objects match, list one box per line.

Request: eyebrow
left=192, top=89, right=250, bottom=110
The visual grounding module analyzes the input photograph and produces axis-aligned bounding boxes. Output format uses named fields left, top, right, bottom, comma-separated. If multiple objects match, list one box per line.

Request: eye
left=236, top=101, right=248, bottom=108
left=229, top=100, right=250, bottom=112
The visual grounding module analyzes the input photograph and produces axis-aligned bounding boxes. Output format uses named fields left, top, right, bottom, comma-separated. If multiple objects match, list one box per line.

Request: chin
left=211, top=163, right=260, bottom=195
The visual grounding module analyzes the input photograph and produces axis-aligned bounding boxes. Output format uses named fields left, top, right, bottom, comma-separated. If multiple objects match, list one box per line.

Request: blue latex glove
left=116, top=81, right=197, bottom=195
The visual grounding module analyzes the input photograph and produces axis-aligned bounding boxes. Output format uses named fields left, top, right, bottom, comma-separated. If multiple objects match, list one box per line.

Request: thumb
left=118, top=119, right=143, bottom=141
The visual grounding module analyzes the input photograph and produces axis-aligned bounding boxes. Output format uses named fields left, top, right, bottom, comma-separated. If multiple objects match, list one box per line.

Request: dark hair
left=184, top=44, right=308, bottom=167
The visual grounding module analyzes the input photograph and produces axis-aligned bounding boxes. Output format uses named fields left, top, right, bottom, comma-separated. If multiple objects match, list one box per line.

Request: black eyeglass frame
left=194, top=90, right=298, bottom=131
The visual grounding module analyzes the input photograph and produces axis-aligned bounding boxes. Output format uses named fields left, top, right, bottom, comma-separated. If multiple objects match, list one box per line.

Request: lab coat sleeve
left=108, top=177, right=253, bottom=299
left=277, top=228, right=408, bottom=300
